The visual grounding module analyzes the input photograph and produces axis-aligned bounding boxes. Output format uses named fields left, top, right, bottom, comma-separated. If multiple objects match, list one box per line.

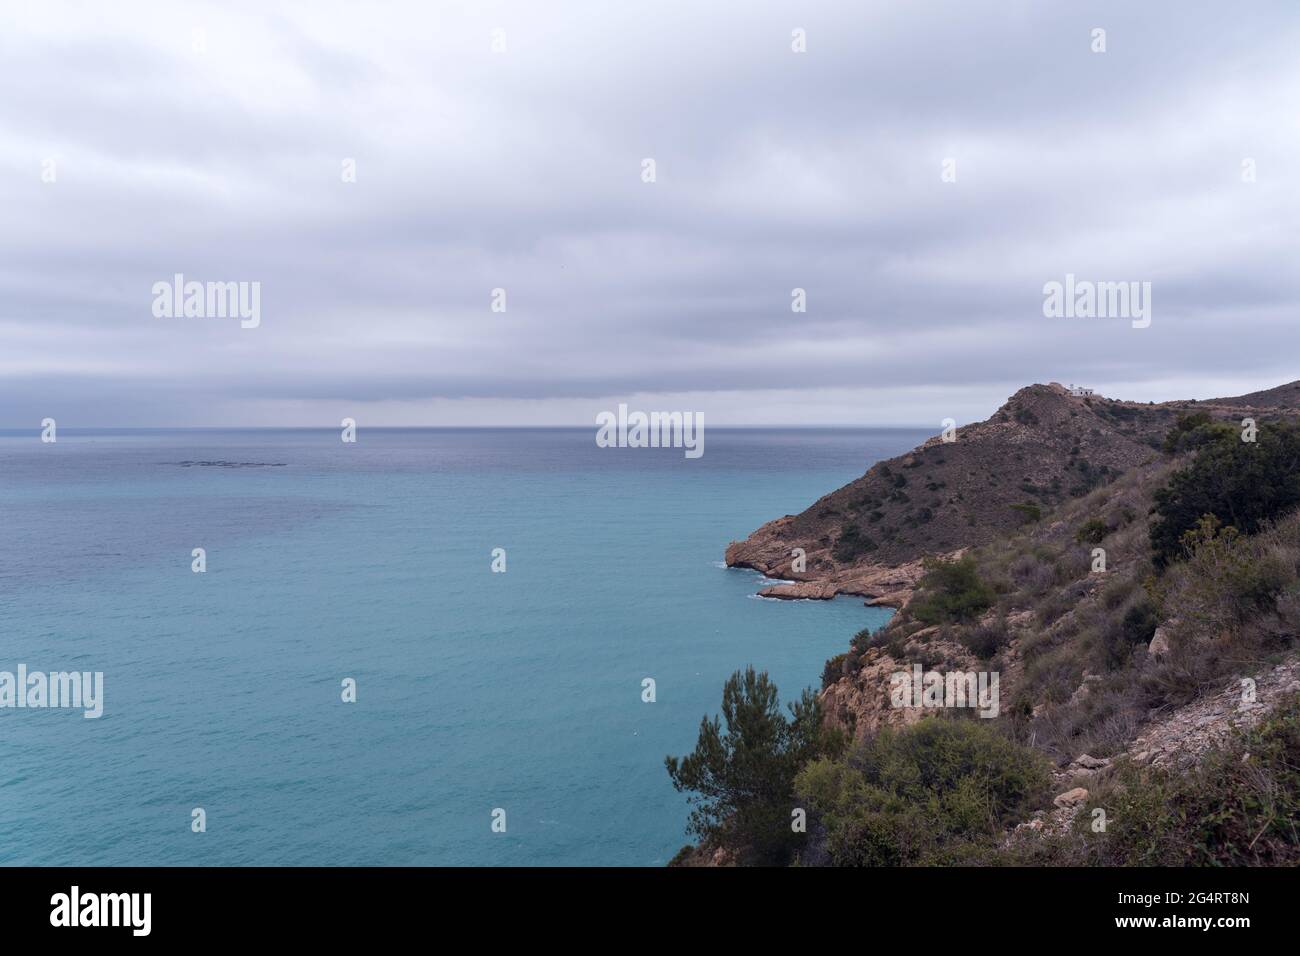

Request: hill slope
left=675, top=377, right=1300, bottom=867
left=726, top=380, right=1299, bottom=605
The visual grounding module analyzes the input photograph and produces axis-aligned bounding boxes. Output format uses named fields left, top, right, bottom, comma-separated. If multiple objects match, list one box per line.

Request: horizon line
left=0, top=423, right=939, bottom=432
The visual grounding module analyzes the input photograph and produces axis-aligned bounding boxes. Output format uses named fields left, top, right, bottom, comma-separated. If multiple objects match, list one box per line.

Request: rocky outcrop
left=1053, top=787, right=1089, bottom=809
left=725, top=532, right=928, bottom=607
left=1146, top=622, right=1175, bottom=660
left=1015, top=788, right=1091, bottom=840
left=1067, top=753, right=1110, bottom=775
left=1008, top=658, right=1300, bottom=847
left=819, top=648, right=924, bottom=739
left=1128, top=659, right=1300, bottom=769
left=819, top=635, right=980, bottom=741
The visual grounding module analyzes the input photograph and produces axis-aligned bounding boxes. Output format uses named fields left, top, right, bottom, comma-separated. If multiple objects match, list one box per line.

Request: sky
left=1, top=0, right=1298, bottom=427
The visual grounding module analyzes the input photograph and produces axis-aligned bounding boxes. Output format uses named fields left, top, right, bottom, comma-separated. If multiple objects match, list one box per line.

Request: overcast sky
left=2, top=0, right=1298, bottom=426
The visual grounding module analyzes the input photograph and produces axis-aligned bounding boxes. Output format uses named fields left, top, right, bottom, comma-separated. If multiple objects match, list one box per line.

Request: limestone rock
left=1053, top=787, right=1089, bottom=809
left=1147, top=624, right=1174, bottom=659
left=818, top=638, right=977, bottom=742
left=1070, top=753, right=1110, bottom=773
left=725, top=532, right=929, bottom=607
left=1123, top=660, right=1300, bottom=767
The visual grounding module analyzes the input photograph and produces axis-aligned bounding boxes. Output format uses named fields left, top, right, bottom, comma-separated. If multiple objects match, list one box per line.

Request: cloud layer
left=2, top=0, right=1298, bottom=425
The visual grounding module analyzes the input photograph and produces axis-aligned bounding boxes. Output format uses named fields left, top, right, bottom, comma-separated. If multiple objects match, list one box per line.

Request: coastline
left=725, top=523, right=928, bottom=609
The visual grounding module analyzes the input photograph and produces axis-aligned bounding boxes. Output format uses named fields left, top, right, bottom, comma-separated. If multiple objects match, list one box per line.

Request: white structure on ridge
left=1067, top=384, right=1094, bottom=397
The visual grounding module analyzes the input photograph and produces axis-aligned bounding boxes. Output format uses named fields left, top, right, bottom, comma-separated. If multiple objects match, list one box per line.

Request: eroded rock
left=1053, top=787, right=1089, bottom=809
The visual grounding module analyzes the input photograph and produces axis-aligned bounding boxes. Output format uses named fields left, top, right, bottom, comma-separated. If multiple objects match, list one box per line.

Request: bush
left=849, top=627, right=878, bottom=654
left=795, top=719, right=1050, bottom=866
left=1101, top=598, right=1159, bottom=668
left=909, top=556, right=995, bottom=625
left=1075, top=517, right=1109, bottom=545
left=667, top=845, right=696, bottom=866
left=821, top=653, right=847, bottom=688
left=833, top=522, right=878, bottom=562
left=1160, top=515, right=1290, bottom=635
left=961, top=618, right=1008, bottom=660
left=1150, top=420, right=1300, bottom=566
left=1009, top=552, right=1056, bottom=598
left=1010, top=502, right=1042, bottom=524
left=1161, top=411, right=1235, bottom=454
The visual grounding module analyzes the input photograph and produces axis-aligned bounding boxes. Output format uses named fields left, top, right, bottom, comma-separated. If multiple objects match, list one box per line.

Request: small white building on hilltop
left=1067, top=384, right=1095, bottom=397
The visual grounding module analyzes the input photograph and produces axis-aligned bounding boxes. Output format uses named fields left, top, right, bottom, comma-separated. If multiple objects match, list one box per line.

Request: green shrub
left=960, top=619, right=1008, bottom=660
left=1101, top=598, right=1159, bottom=668
left=833, top=523, right=878, bottom=562
left=848, top=625, right=897, bottom=662
left=1161, top=411, right=1236, bottom=454
left=909, top=556, right=995, bottom=625
left=1161, top=515, right=1290, bottom=634
left=821, top=653, right=847, bottom=688
left=1150, top=420, right=1300, bottom=566
left=1075, top=517, right=1109, bottom=545
left=1010, top=502, right=1042, bottom=524
left=795, top=719, right=1050, bottom=866
left=667, top=845, right=696, bottom=866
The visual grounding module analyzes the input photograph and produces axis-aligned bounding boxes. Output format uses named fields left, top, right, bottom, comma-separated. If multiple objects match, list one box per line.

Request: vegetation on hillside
left=674, top=398, right=1300, bottom=866
left=1150, top=419, right=1300, bottom=566
left=908, top=556, right=995, bottom=625
left=992, top=697, right=1300, bottom=866
left=794, top=720, right=1049, bottom=865
left=748, top=385, right=1170, bottom=577
left=1077, top=699, right=1300, bottom=866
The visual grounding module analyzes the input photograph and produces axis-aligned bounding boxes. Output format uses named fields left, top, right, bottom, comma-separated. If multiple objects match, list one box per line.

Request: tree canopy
left=665, top=666, right=843, bottom=865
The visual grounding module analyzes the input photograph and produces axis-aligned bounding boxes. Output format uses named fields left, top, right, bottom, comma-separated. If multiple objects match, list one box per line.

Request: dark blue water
left=0, top=427, right=925, bottom=865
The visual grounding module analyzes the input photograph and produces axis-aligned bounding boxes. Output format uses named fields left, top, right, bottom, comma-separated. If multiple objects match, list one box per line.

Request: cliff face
left=726, top=381, right=1297, bottom=606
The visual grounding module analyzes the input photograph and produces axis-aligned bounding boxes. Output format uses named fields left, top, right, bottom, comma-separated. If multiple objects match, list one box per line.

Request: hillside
left=726, top=381, right=1299, bottom=605
left=674, top=378, right=1300, bottom=867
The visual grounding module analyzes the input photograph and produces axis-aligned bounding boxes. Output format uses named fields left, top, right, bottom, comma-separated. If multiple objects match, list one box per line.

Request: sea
left=0, top=426, right=927, bottom=865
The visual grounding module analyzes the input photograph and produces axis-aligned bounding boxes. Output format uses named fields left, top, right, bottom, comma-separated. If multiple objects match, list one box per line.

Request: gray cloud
left=2, top=0, right=1298, bottom=425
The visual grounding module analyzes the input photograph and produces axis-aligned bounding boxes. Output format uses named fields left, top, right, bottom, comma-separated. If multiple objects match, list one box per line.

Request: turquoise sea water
left=0, top=427, right=925, bottom=865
